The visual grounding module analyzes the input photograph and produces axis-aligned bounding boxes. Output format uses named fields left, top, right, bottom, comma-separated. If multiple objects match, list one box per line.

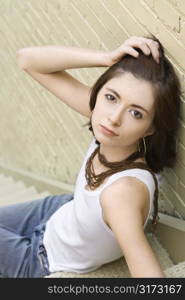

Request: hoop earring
left=143, top=137, right=147, bottom=156
left=138, top=137, right=147, bottom=156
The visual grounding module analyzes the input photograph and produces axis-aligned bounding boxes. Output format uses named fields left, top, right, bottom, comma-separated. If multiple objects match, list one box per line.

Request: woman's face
left=91, top=72, right=155, bottom=152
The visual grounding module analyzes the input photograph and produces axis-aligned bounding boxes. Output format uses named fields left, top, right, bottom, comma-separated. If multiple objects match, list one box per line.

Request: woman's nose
left=108, top=108, right=123, bottom=126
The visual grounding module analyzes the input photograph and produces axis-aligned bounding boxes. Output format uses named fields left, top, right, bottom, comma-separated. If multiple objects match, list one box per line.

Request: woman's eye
left=105, top=94, right=116, bottom=101
left=130, top=110, right=143, bottom=119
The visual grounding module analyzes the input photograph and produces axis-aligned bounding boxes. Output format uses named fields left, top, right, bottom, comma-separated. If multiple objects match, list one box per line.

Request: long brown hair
left=83, top=35, right=182, bottom=226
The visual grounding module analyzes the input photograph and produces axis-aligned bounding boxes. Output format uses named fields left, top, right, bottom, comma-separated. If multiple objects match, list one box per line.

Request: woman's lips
left=100, top=125, right=118, bottom=136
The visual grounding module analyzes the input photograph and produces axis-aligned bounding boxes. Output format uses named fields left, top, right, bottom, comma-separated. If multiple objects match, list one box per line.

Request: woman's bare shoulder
left=100, top=176, right=150, bottom=228
left=103, top=174, right=149, bottom=197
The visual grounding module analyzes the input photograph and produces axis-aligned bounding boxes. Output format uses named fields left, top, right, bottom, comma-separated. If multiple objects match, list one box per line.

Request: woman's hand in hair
left=107, top=36, right=160, bottom=66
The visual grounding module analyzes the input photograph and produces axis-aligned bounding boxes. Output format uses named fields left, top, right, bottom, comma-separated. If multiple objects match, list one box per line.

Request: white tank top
left=43, top=138, right=159, bottom=273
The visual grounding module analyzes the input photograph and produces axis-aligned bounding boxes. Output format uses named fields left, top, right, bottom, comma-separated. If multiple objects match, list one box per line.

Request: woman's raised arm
left=17, top=45, right=110, bottom=73
left=16, top=46, right=110, bottom=118
left=16, top=37, right=160, bottom=118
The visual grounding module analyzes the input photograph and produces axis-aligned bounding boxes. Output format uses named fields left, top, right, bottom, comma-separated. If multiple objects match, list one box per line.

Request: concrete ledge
left=0, top=162, right=74, bottom=195
left=155, top=213, right=185, bottom=264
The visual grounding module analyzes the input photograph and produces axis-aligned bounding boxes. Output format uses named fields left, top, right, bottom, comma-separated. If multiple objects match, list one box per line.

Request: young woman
left=0, top=36, right=181, bottom=278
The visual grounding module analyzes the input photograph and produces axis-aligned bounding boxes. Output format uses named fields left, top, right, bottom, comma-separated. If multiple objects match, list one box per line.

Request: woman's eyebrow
left=106, top=87, right=149, bottom=114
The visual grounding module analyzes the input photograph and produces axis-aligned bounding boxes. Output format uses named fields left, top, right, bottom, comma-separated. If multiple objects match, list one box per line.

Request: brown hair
left=84, top=35, right=182, bottom=226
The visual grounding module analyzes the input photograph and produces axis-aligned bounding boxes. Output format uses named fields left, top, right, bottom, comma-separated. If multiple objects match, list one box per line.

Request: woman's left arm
left=100, top=177, right=165, bottom=278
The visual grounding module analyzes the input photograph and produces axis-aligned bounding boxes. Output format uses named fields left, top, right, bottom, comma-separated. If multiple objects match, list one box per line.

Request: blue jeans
left=0, top=193, right=74, bottom=278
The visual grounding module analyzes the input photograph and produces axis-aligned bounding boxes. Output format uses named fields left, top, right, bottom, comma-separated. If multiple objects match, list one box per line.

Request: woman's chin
left=94, top=132, right=115, bottom=145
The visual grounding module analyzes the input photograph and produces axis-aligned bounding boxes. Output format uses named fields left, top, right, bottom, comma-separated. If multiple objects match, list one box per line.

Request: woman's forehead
left=103, top=73, right=155, bottom=108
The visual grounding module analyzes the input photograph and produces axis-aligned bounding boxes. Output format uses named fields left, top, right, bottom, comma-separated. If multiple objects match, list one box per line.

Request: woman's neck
left=99, top=144, right=138, bottom=162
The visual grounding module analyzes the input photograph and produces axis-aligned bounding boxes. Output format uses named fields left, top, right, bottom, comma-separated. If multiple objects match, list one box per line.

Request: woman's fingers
left=108, top=45, right=138, bottom=65
left=122, top=45, right=139, bottom=57
left=124, top=36, right=160, bottom=63
left=145, top=39, right=160, bottom=63
left=108, top=36, right=160, bottom=66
